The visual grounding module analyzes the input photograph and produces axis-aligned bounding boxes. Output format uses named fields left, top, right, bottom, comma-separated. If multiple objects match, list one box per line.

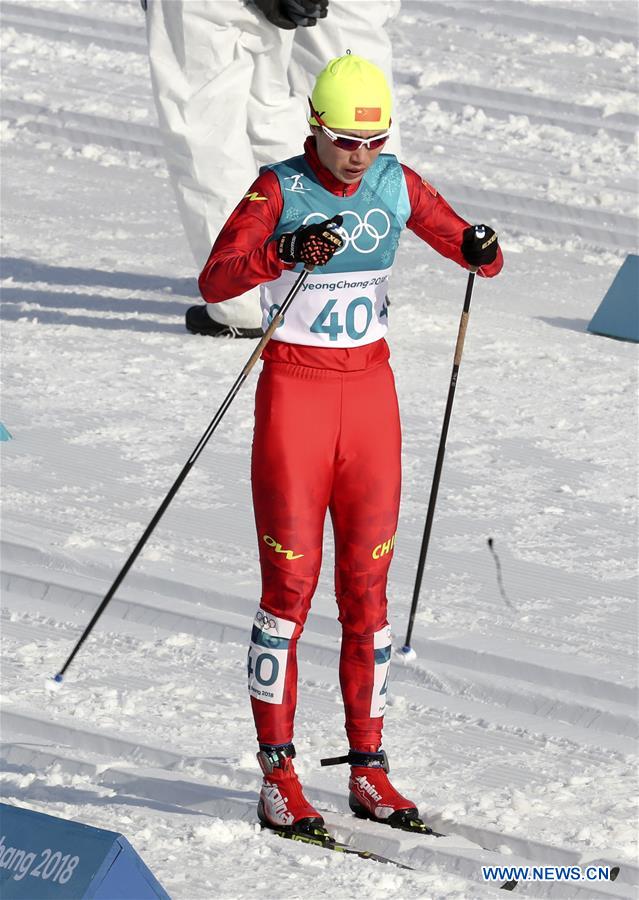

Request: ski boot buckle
left=257, top=742, right=296, bottom=775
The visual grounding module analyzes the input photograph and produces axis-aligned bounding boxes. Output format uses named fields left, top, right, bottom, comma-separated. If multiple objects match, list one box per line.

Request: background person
left=144, top=0, right=401, bottom=337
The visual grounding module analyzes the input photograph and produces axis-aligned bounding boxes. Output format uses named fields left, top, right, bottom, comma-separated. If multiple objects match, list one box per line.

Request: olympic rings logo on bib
left=255, top=610, right=277, bottom=630
left=302, top=209, right=391, bottom=254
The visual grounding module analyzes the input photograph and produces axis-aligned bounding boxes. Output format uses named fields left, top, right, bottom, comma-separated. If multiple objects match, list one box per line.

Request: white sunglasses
left=318, top=122, right=391, bottom=151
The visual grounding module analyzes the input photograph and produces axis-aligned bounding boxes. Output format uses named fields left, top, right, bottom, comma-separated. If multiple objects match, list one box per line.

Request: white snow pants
left=145, top=0, right=401, bottom=327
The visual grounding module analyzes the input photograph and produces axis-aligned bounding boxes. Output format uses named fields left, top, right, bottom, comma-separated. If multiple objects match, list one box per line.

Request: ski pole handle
left=451, top=226, right=483, bottom=363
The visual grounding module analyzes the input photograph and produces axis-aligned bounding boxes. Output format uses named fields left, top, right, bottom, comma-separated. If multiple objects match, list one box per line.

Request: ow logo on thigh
left=263, top=534, right=304, bottom=560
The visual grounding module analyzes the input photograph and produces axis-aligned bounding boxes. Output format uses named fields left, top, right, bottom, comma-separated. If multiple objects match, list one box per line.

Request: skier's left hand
left=462, top=225, right=499, bottom=267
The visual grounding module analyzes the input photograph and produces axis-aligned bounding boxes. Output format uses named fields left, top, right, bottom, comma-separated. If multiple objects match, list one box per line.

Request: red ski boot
left=348, top=749, right=418, bottom=826
left=256, top=744, right=325, bottom=836
left=321, top=748, right=435, bottom=833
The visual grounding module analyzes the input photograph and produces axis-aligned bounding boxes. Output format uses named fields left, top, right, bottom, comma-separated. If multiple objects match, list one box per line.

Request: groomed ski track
left=1, top=1, right=637, bottom=898
left=2, top=561, right=636, bottom=898
left=2, top=539, right=637, bottom=897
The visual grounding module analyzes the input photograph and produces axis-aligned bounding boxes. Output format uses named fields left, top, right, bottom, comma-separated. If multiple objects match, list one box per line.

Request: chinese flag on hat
left=355, top=107, right=381, bottom=122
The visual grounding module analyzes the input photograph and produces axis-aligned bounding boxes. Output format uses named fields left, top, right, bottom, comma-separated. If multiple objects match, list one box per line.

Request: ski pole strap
left=320, top=749, right=389, bottom=772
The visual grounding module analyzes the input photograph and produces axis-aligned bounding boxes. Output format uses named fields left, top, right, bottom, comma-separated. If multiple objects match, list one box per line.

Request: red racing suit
left=200, top=138, right=503, bottom=751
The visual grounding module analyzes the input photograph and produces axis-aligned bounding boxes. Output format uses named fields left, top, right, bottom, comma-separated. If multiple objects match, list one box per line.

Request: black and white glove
left=277, top=216, right=343, bottom=268
left=253, top=0, right=328, bottom=29
left=462, top=225, right=499, bottom=267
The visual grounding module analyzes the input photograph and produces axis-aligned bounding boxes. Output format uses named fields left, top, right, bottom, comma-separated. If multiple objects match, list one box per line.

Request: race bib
left=260, top=267, right=391, bottom=348
left=370, top=625, right=392, bottom=718
left=247, top=608, right=295, bottom=705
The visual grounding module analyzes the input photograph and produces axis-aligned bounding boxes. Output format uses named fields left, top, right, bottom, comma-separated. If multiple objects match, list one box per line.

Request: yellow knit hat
left=308, top=53, right=392, bottom=131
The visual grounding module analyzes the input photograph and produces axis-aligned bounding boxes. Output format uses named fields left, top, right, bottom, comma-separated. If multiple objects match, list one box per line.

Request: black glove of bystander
left=253, top=0, right=328, bottom=29
left=277, top=216, right=343, bottom=268
left=461, top=225, right=499, bottom=267
left=282, top=0, right=328, bottom=26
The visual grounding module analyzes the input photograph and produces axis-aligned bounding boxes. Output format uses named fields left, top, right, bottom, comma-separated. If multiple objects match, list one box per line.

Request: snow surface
left=1, top=1, right=638, bottom=898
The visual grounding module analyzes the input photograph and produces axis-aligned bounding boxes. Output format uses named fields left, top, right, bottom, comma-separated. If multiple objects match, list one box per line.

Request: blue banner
left=0, top=804, right=170, bottom=899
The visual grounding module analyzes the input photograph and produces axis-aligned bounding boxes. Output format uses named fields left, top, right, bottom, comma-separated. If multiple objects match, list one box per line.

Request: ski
left=376, top=816, right=519, bottom=891
left=326, top=810, right=519, bottom=891
left=342, top=812, right=622, bottom=890
left=366, top=817, right=517, bottom=890
left=360, top=812, right=446, bottom=838
left=261, top=823, right=413, bottom=869
left=261, top=820, right=519, bottom=889
left=388, top=819, right=516, bottom=891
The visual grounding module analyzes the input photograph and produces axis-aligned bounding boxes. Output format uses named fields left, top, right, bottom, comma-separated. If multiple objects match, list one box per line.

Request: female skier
left=198, top=53, right=503, bottom=836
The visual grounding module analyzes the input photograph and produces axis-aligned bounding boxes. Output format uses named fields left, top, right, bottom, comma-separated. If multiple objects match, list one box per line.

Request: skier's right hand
left=277, top=216, right=344, bottom=268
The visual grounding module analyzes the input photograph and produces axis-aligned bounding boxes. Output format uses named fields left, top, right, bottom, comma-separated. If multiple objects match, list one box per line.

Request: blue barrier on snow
left=0, top=423, right=12, bottom=441
left=588, top=253, right=639, bottom=342
left=0, top=803, right=170, bottom=899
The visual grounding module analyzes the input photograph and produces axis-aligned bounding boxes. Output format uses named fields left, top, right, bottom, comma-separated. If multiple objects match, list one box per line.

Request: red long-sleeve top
left=199, top=137, right=503, bottom=369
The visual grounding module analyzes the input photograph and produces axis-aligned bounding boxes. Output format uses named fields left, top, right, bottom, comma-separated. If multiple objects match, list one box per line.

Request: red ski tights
left=248, top=351, right=401, bottom=749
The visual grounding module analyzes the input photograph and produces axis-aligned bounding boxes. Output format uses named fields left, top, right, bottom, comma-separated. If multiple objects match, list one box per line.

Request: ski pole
left=400, top=238, right=484, bottom=659
left=50, top=218, right=342, bottom=685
